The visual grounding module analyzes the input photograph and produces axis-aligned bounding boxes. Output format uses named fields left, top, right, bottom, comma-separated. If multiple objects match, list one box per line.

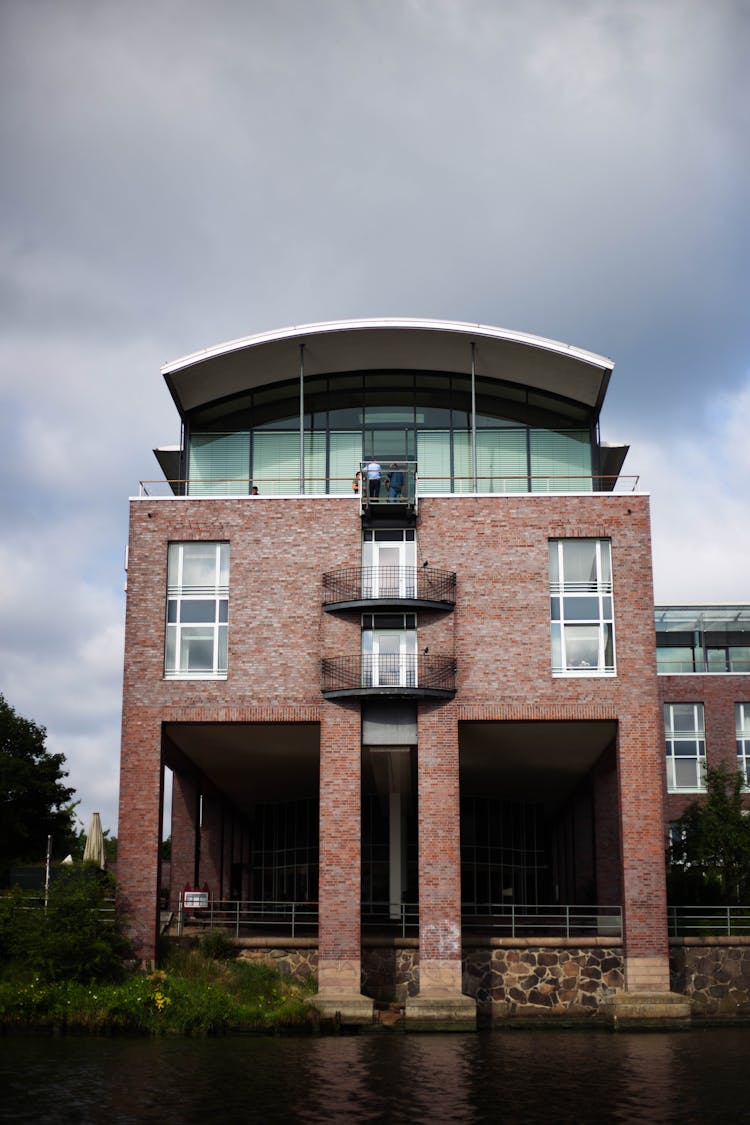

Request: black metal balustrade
left=322, top=565, right=456, bottom=609
left=321, top=653, right=457, bottom=698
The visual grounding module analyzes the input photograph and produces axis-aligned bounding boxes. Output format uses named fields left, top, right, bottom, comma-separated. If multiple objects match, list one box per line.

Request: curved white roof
left=162, top=317, right=614, bottom=416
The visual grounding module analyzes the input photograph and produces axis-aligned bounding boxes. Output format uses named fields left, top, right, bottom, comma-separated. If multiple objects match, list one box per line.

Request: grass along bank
left=0, top=936, right=317, bottom=1035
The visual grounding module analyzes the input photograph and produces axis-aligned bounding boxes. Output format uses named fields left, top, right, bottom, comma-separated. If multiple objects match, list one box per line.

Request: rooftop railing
left=136, top=474, right=641, bottom=498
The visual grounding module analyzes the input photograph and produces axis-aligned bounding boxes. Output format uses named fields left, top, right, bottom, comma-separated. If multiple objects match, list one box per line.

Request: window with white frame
left=665, top=703, right=706, bottom=792
left=549, top=539, right=615, bottom=675
left=165, top=542, right=229, bottom=678
left=362, top=528, right=416, bottom=598
left=736, top=703, right=750, bottom=786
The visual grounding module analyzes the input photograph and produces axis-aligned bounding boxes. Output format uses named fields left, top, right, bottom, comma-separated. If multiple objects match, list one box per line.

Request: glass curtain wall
left=186, top=371, right=595, bottom=495
left=461, top=797, right=548, bottom=908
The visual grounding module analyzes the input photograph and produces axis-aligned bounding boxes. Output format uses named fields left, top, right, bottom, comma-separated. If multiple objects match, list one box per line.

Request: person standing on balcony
left=387, top=464, right=404, bottom=500
left=365, top=458, right=382, bottom=498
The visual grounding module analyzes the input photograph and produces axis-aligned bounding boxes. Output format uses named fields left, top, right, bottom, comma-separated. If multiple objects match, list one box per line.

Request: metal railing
left=667, top=906, right=750, bottom=937
left=657, top=657, right=750, bottom=674
left=137, top=473, right=641, bottom=498
left=461, top=904, right=623, bottom=938
left=322, top=565, right=456, bottom=606
left=7, top=895, right=117, bottom=922
left=173, top=898, right=627, bottom=940
left=321, top=653, right=457, bottom=695
left=177, top=897, right=319, bottom=938
left=358, top=462, right=417, bottom=507
left=362, top=903, right=420, bottom=937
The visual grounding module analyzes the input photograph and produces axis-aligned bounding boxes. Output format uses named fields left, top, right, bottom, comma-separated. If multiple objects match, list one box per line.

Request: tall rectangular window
left=549, top=539, right=615, bottom=675
left=665, top=703, right=706, bottom=792
left=737, top=703, right=750, bottom=786
left=165, top=542, right=229, bottom=678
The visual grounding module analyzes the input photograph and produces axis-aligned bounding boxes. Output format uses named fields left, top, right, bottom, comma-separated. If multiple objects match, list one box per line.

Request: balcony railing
left=358, top=462, right=417, bottom=511
left=321, top=653, right=457, bottom=698
left=323, top=565, right=456, bottom=609
left=137, top=473, right=641, bottom=498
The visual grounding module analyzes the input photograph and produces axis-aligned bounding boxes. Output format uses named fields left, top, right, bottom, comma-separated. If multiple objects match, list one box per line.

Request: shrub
left=0, top=866, right=131, bottom=984
left=200, top=929, right=236, bottom=961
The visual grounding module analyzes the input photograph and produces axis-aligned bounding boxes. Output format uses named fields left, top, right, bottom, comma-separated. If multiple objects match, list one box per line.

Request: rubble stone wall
left=670, top=943, right=750, bottom=1017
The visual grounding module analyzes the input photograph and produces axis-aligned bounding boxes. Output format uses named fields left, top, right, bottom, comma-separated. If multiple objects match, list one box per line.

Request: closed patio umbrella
left=83, top=812, right=106, bottom=869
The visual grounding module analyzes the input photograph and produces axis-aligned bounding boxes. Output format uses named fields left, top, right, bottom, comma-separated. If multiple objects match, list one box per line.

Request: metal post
left=236, top=900, right=240, bottom=938
left=470, top=341, right=477, bottom=491
left=44, top=834, right=51, bottom=910
left=299, top=343, right=305, bottom=494
left=178, top=893, right=184, bottom=937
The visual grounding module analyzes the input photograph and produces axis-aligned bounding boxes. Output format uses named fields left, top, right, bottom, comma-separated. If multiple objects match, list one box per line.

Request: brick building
left=117, top=318, right=748, bottom=1024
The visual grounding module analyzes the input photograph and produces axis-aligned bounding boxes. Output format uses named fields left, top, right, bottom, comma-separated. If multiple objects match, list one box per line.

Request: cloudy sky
left=1, top=0, right=748, bottom=838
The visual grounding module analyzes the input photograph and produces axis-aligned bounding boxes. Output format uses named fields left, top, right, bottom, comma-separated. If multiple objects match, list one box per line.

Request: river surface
left=3, top=1028, right=750, bottom=1124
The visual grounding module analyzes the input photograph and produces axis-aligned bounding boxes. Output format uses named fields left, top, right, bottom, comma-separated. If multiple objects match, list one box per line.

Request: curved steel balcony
left=322, top=566, right=456, bottom=612
left=321, top=653, right=457, bottom=699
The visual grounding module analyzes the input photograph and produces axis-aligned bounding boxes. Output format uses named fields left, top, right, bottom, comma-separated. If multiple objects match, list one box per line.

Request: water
left=3, top=1029, right=750, bottom=1124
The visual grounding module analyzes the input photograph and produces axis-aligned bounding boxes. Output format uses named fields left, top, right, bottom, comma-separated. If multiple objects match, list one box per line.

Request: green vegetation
left=0, top=865, right=130, bottom=983
left=0, top=694, right=78, bottom=880
left=0, top=943, right=316, bottom=1036
left=667, top=764, right=750, bottom=905
left=0, top=869, right=315, bottom=1035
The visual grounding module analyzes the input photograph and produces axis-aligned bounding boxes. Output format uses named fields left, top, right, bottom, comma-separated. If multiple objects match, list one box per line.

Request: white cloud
left=637, top=377, right=750, bottom=602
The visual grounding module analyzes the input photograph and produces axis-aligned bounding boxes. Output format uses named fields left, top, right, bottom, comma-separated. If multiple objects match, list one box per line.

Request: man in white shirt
left=365, top=459, right=382, bottom=498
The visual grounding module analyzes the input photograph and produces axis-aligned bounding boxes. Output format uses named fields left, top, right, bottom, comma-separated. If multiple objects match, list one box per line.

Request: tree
left=667, top=764, right=750, bottom=905
left=0, top=695, right=77, bottom=880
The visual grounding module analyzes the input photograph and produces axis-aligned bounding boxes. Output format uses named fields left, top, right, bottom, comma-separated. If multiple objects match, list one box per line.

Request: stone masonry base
left=215, top=937, right=750, bottom=1024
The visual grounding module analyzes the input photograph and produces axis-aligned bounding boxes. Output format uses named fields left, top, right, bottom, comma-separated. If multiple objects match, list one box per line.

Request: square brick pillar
left=617, top=710, right=671, bottom=992
left=170, top=769, right=200, bottom=907
left=592, top=751, right=622, bottom=906
left=117, top=709, right=164, bottom=963
left=317, top=701, right=365, bottom=998
left=415, top=701, right=463, bottom=996
left=200, top=794, right=223, bottom=899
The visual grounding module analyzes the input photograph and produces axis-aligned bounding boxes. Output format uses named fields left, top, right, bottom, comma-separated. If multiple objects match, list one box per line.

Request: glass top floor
left=655, top=605, right=750, bottom=674
left=167, top=369, right=627, bottom=496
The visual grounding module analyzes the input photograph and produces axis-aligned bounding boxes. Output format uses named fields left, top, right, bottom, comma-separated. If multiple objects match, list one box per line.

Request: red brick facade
left=118, top=490, right=675, bottom=994
left=659, top=674, right=750, bottom=823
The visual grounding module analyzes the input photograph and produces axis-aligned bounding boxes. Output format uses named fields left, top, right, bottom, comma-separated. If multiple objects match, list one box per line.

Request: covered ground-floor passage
left=162, top=716, right=621, bottom=939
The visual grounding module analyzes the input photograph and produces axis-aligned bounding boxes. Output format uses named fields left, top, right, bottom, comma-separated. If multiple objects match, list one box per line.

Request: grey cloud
left=0, top=0, right=748, bottom=833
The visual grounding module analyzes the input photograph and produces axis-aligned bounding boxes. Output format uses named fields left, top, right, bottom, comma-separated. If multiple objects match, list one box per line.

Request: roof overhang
left=161, top=318, right=614, bottom=419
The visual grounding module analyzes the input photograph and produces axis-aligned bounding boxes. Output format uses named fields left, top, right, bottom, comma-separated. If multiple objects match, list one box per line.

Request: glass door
left=362, top=614, right=418, bottom=687
left=362, top=530, right=417, bottom=599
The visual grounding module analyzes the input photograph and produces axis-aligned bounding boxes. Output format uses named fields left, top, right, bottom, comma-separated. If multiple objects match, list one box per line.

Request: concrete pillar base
left=404, top=994, right=477, bottom=1032
left=602, top=991, right=691, bottom=1028
left=312, top=995, right=375, bottom=1026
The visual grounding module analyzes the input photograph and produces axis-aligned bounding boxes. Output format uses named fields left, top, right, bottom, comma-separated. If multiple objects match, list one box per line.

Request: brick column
left=416, top=701, right=463, bottom=995
left=317, top=701, right=363, bottom=996
left=117, top=708, right=163, bottom=963
left=617, top=709, right=671, bottom=991
left=592, top=752, right=621, bottom=906
left=170, top=769, right=199, bottom=907
left=200, top=794, right=223, bottom=899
